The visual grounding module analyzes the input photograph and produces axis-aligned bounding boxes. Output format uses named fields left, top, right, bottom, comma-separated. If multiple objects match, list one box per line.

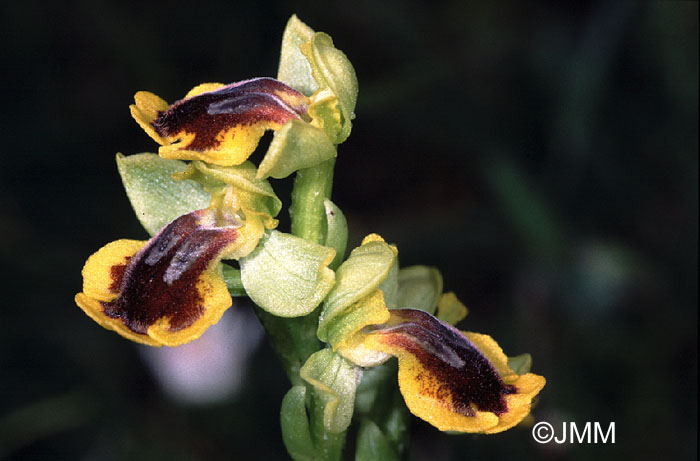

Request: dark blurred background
left=1, top=1, right=697, bottom=460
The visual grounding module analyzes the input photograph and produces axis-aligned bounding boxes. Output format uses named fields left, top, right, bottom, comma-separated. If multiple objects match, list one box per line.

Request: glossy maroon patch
left=152, top=77, right=308, bottom=152
left=102, top=210, right=237, bottom=334
left=375, top=309, right=515, bottom=416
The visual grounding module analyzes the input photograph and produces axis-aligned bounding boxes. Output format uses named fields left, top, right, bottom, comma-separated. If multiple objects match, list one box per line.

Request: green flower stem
left=251, top=305, right=319, bottom=387
left=310, top=390, right=345, bottom=461
left=355, top=361, right=411, bottom=458
left=290, top=158, right=336, bottom=243
left=291, top=158, right=346, bottom=460
left=222, top=264, right=246, bottom=297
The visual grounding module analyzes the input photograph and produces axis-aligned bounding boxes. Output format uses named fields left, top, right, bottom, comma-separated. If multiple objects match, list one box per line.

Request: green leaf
left=300, top=32, right=358, bottom=143
left=323, top=199, right=347, bottom=270
left=280, top=386, right=316, bottom=461
left=300, top=349, right=361, bottom=434
left=355, top=420, right=398, bottom=461
left=116, top=153, right=210, bottom=236
left=258, top=119, right=337, bottom=179
left=278, top=15, right=318, bottom=97
left=318, top=238, right=397, bottom=342
left=240, top=231, right=336, bottom=317
left=395, top=266, right=443, bottom=314
left=507, top=353, right=533, bottom=375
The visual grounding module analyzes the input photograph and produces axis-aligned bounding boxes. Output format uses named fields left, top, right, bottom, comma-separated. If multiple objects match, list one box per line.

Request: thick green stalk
left=309, top=390, right=346, bottom=461
left=290, top=158, right=336, bottom=243
left=290, top=158, right=346, bottom=461
left=222, top=264, right=246, bottom=297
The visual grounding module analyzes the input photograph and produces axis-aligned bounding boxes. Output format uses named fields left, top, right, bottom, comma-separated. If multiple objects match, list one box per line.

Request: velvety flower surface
left=75, top=208, right=241, bottom=346
left=130, top=78, right=309, bottom=166
left=338, top=308, right=545, bottom=433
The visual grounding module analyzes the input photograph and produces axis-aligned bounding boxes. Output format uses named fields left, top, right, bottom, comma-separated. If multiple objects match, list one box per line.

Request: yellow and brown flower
left=130, top=77, right=309, bottom=166
left=75, top=208, right=242, bottom=347
left=339, top=308, right=545, bottom=433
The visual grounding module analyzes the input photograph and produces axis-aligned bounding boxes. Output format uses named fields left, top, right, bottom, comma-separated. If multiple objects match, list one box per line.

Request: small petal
left=435, top=292, right=469, bottom=325
left=130, top=78, right=309, bottom=166
left=257, top=118, right=337, bottom=179
left=75, top=209, right=240, bottom=346
left=343, top=309, right=545, bottom=433
left=318, top=234, right=397, bottom=343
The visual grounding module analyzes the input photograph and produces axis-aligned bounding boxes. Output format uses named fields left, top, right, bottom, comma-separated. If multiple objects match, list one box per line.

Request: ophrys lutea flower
left=75, top=208, right=243, bottom=347
left=316, top=234, right=545, bottom=434
left=130, top=77, right=311, bottom=167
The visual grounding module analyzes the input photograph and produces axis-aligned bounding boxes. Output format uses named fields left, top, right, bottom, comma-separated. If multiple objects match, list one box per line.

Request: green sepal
left=115, top=153, right=210, bottom=236
left=300, top=32, right=358, bottom=143
left=185, top=161, right=282, bottom=217
left=323, top=199, right=348, bottom=270
left=300, top=349, right=361, bottom=434
left=395, top=265, right=443, bottom=314
left=378, top=258, right=399, bottom=309
left=355, top=420, right=398, bottom=461
left=258, top=119, right=337, bottom=179
left=278, top=15, right=318, bottom=97
left=240, top=231, right=336, bottom=317
left=435, top=292, right=469, bottom=325
left=318, top=238, right=397, bottom=342
left=507, top=353, right=533, bottom=375
left=280, top=386, right=316, bottom=461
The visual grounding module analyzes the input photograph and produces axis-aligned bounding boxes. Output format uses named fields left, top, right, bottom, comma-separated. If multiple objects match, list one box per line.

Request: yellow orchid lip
left=75, top=208, right=240, bottom=346
left=342, top=308, right=546, bottom=433
left=371, top=309, right=514, bottom=416
left=130, top=77, right=309, bottom=166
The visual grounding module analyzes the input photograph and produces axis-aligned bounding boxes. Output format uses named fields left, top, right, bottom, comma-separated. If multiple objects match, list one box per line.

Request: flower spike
left=339, top=309, right=545, bottom=433
left=130, top=77, right=309, bottom=166
left=75, top=208, right=242, bottom=347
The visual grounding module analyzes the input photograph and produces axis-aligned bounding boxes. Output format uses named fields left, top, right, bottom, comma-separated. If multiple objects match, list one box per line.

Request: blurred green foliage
left=1, top=1, right=696, bottom=460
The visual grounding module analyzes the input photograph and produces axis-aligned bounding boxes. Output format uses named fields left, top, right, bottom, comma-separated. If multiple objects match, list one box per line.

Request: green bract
left=395, top=265, right=443, bottom=314
left=300, top=349, right=361, bottom=433
left=355, top=420, right=399, bottom=461
left=280, top=386, right=316, bottom=461
left=323, top=199, right=348, bottom=270
left=258, top=119, right=337, bottom=179
left=116, top=153, right=210, bottom=236
left=240, top=231, right=336, bottom=317
left=318, top=237, right=397, bottom=342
